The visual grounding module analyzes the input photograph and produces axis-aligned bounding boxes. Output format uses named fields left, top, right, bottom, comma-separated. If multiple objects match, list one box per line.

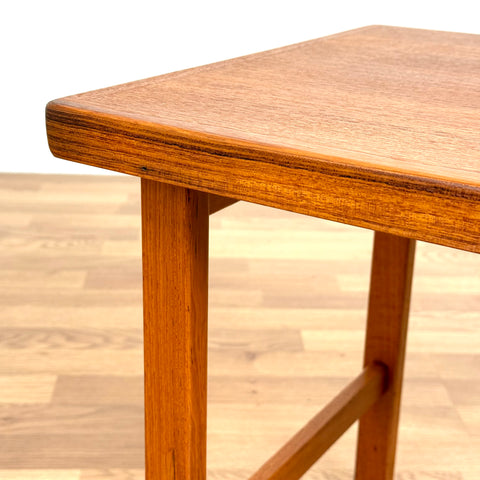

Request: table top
left=46, top=26, right=480, bottom=253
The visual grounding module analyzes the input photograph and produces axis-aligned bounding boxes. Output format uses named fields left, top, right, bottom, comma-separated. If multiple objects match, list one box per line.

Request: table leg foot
left=355, top=231, right=416, bottom=480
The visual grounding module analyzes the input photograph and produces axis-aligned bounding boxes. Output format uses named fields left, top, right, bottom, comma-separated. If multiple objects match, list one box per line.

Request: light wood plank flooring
left=0, top=173, right=479, bottom=480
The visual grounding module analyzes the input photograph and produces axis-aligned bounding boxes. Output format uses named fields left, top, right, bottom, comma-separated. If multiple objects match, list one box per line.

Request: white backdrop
left=1, top=0, right=478, bottom=174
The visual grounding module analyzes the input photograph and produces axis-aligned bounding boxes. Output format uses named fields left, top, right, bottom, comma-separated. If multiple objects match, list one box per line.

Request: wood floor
left=0, top=173, right=479, bottom=480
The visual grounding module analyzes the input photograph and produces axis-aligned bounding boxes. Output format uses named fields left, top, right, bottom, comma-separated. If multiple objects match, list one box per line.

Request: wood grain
left=0, top=375, right=57, bottom=404
left=141, top=179, right=209, bottom=480
left=249, top=363, right=387, bottom=480
left=355, top=232, right=416, bottom=480
left=1, top=174, right=479, bottom=480
left=46, top=26, right=480, bottom=252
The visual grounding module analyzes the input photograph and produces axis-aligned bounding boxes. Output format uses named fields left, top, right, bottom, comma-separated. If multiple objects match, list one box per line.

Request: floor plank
left=0, top=173, right=479, bottom=479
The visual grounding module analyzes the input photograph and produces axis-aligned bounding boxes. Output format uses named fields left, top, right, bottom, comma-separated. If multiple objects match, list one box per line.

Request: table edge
left=46, top=101, right=480, bottom=253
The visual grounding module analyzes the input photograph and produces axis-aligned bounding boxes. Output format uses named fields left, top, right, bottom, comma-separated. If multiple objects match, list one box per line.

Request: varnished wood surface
left=46, top=26, right=480, bottom=253
left=1, top=174, right=479, bottom=479
left=141, top=180, right=208, bottom=479
left=209, top=194, right=238, bottom=215
left=355, top=233, right=415, bottom=479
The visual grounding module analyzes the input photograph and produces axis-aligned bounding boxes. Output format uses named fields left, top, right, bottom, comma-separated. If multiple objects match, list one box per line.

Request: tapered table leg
left=355, top=231, right=416, bottom=480
left=141, top=179, right=209, bottom=480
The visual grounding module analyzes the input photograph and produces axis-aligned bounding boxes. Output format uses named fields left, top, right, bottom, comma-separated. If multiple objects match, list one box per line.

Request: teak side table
left=46, top=26, right=480, bottom=480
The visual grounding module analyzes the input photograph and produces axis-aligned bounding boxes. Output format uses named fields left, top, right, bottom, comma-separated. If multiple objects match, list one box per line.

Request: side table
left=46, top=25, right=480, bottom=480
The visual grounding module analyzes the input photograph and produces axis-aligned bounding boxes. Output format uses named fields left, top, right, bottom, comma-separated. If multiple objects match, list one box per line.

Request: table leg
left=141, top=179, right=209, bottom=480
left=355, top=231, right=416, bottom=480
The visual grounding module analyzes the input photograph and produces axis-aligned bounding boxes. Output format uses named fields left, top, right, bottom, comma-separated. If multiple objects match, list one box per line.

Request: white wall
left=1, top=0, right=478, bottom=175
